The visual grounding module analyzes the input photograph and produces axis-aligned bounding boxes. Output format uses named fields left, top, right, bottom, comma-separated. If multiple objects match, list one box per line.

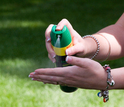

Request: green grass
left=0, top=0, right=124, bottom=107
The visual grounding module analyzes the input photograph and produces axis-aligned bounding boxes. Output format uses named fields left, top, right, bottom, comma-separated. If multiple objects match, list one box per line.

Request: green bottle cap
left=50, top=25, right=72, bottom=48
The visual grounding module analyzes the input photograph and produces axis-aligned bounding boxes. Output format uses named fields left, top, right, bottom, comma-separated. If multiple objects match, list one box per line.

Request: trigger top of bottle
left=50, top=25, right=72, bottom=48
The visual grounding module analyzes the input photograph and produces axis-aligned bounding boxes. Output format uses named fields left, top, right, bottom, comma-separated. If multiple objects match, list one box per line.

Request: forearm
left=94, top=25, right=124, bottom=60
left=110, top=67, right=124, bottom=90
left=85, top=13, right=124, bottom=60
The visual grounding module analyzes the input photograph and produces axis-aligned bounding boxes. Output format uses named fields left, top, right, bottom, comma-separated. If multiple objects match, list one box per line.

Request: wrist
left=92, top=33, right=111, bottom=61
left=82, top=35, right=99, bottom=59
left=97, top=65, right=115, bottom=102
left=82, top=33, right=111, bottom=61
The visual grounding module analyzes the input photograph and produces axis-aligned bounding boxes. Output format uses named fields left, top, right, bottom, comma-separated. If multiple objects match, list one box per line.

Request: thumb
left=66, top=56, right=92, bottom=67
left=66, top=44, right=84, bottom=56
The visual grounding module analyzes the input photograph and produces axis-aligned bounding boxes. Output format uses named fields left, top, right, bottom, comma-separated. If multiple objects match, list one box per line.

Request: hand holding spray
left=50, top=25, right=77, bottom=93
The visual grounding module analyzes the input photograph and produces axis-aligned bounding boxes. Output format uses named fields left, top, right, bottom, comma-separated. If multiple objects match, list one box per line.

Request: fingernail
left=66, top=56, right=72, bottom=62
left=32, top=78, right=36, bottom=81
left=56, top=26, right=61, bottom=30
left=52, top=54, right=56, bottom=58
left=66, top=49, right=70, bottom=55
left=29, top=75, right=33, bottom=78
left=52, top=59, right=56, bottom=63
left=66, top=56, right=69, bottom=62
left=52, top=55, right=56, bottom=63
left=46, top=37, right=51, bottom=42
left=28, top=72, right=35, bottom=77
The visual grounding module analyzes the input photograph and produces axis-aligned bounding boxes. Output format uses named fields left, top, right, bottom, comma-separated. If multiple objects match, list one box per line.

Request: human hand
left=29, top=56, right=107, bottom=90
left=45, top=19, right=89, bottom=63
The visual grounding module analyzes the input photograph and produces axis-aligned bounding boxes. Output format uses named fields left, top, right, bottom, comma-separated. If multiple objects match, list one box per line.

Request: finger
left=31, top=74, right=65, bottom=84
left=66, top=43, right=85, bottom=56
left=34, top=68, right=67, bottom=76
left=66, top=56, right=94, bottom=67
left=34, top=79, right=59, bottom=85
left=29, top=67, right=81, bottom=87
left=29, top=72, right=35, bottom=75
left=48, top=54, right=56, bottom=63
left=46, top=43, right=56, bottom=62
left=45, top=24, right=53, bottom=42
left=31, top=74, right=77, bottom=87
left=45, top=24, right=56, bottom=60
left=56, top=19, right=73, bottom=32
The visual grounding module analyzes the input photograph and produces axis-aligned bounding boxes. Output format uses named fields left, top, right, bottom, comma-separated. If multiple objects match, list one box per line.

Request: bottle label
left=52, top=41, right=73, bottom=56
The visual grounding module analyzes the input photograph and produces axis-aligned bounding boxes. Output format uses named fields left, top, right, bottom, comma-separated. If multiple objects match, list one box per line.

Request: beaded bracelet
left=82, top=35, right=100, bottom=59
left=97, top=64, right=115, bottom=102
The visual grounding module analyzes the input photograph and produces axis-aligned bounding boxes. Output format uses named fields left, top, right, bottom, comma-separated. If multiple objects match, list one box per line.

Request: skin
left=29, top=57, right=107, bottom=90
left=45, top=13, right=124, bottom=62
left=29, top=13, right=124, bottom=90
left=45, top=21, right=87, bottom=63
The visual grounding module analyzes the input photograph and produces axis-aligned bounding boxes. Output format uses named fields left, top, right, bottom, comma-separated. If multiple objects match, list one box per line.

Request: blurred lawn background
left=0, top=0, right=124, bottom=107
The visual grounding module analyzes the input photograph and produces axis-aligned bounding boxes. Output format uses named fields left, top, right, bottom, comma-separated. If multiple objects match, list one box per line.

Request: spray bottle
left=50, top=25, right=77, bottom=93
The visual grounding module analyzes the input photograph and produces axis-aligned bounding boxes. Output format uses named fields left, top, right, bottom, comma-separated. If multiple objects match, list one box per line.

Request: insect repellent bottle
left=50, top=25, right=77, bottom=93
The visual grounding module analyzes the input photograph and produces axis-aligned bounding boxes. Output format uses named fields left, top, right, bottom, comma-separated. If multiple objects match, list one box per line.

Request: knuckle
left=45, top=24, right=54, bottom=36
left=61, top=18, right=68, bottom=22
left=65, top=72, right=75, bottom=80
left=48, top=54, right=51, bottom=59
